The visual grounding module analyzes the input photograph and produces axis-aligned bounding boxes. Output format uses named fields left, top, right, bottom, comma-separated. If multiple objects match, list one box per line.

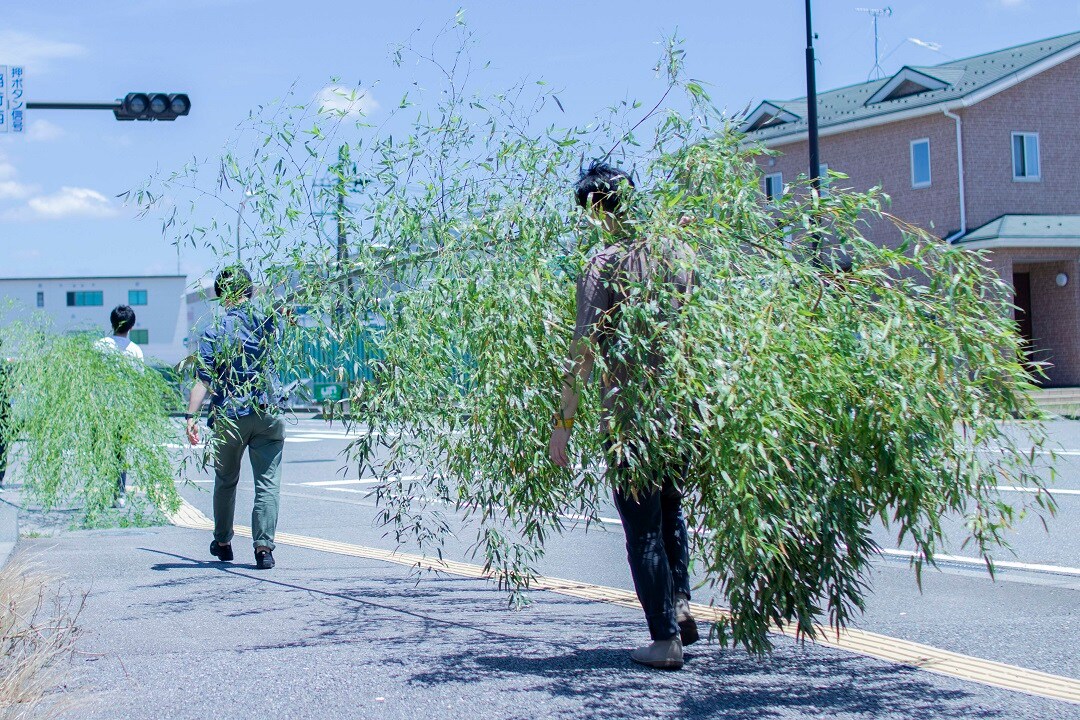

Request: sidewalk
left=14, top=525, right=1080, bottom=720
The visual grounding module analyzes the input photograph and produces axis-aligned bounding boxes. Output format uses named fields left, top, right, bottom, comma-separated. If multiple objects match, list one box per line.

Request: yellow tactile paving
left=167, top=498, right=1080, bottom=704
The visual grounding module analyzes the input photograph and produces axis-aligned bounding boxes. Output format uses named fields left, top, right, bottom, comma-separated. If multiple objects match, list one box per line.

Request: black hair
left=574, top=162, right=635, bottom=216
left=214, top=266, right=254, bottom=300
left=110, top=305, right=136, bottom=335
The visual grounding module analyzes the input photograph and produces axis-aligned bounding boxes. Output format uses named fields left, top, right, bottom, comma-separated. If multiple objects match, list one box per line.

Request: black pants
left=611, top=460, right=692, bottom=641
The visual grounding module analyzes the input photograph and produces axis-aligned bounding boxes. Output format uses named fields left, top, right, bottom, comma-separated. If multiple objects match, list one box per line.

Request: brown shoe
left=630, top=638, right=684, bottom=670
left=675, top=594, right=699, bottom=646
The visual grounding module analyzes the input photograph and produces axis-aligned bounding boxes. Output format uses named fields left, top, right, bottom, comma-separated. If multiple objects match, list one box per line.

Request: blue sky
left=0, top=0, right=1076, bottom=281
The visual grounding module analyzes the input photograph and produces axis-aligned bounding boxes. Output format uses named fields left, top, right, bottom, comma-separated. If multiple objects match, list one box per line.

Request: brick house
left=741, top=31, right=1080, bottom=386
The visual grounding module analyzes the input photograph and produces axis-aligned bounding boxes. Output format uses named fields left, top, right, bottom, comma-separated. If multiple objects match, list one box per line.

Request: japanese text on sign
left=0, top=66, right=25, bottom=133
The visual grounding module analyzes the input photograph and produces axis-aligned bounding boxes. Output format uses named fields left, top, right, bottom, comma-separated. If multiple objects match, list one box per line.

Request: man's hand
left=186, top=418, right=200, bottom=446
left=549, top=427, right=572, bottom=468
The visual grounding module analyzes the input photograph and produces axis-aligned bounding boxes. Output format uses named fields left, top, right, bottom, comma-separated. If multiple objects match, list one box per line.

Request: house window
left=764, top=173, right=783, bottom=201
left=66, top=291, right=103, bottom=307
left=128, top=289, right=148, bottom=306
left=1012, top=132, right=1041, bottom=181
left=129, top=329, right=149, bottom=344
left=911, top=139, right=931, bottom=188
left=36, top=291, right=44, bottom=308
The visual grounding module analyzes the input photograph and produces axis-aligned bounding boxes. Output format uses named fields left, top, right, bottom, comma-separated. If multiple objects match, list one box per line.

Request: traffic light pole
left=26, top=102, right=120, bottom=111
left=24, top=93, right=189, bottom=121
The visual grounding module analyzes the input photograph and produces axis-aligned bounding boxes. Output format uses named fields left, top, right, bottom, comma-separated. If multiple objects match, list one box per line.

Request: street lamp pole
left=805, top=0, right=821, bottom=193
left=804, top=0, right=826, bottom=261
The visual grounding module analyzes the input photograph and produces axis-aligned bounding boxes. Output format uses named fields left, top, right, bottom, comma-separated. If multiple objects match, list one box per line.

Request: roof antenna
left=857, top=6, right=893, bottom=80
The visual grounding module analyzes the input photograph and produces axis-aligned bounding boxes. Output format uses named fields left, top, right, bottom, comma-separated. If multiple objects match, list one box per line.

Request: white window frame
left=910, top=138, right=931, bottom=189
left=764, top=172, right=783, bottom=202
left=1012, top=132, right=1041, bottom=182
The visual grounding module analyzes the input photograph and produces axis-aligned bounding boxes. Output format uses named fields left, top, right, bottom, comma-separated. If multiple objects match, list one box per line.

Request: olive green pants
left=212, top=412, right=284, bottom=551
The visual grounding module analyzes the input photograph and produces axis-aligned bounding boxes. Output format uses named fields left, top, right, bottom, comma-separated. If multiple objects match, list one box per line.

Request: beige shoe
left=675, top=593, right=700, bottom=646
left=630, top=638, right=684, bottom=670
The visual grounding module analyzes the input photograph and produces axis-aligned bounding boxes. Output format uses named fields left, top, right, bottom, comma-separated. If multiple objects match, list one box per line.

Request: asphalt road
left=7, top=416, right=1080, bottom=719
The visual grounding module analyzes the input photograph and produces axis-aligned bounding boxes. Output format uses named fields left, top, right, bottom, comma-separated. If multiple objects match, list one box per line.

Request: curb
left=0, top=500, right=18, bottom=570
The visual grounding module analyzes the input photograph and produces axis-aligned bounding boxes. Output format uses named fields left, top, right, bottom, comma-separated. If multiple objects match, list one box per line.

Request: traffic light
left=113, top=92, right=191, bottom=121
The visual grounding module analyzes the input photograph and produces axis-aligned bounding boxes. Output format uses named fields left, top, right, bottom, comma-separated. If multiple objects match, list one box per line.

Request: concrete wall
left=0, top=275, right=188, bottom=364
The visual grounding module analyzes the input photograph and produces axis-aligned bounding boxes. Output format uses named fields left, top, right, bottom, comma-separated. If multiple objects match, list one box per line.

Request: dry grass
left=0, top=559, right=82, bottom=720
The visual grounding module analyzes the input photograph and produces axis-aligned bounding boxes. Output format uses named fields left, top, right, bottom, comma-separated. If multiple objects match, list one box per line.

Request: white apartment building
left=0, top=275, right=189, bottom=364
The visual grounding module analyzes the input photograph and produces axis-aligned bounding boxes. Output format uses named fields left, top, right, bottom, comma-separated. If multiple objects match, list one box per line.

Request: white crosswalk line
left=299, top=479, right=382, bottom=487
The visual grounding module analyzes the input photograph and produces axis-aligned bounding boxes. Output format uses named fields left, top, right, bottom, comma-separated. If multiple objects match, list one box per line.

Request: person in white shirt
left=96, top=305, right=144, bottom=507
left=96, top=305, right=144, bottom=361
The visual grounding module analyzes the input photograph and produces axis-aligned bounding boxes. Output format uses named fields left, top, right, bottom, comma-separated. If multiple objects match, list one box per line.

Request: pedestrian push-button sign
left=314, top=382, right=345, bottom=402
left=0, top=66, right=26, bottom=133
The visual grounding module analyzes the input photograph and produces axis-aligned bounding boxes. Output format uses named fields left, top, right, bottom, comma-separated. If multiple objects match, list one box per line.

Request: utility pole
left=336, top=144, right=351, bottom=307
left=314, top=145, right=364, bottom=320
left=236, top=188, right=252, bottom=262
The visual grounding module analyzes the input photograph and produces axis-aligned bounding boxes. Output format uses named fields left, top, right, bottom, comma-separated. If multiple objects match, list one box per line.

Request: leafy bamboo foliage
left=0, top=321, right=182, bottom=524
left=136, top=25, right=1054, bottom=652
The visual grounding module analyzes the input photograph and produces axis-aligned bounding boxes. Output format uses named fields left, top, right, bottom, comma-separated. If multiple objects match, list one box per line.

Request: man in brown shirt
left=549, top=163, right=698, bottom=670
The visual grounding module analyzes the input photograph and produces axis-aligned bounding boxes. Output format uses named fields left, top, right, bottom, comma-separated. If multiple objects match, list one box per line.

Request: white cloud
left=0, top=30, right=86, bottom=72
left=25, top=118, right=66, bottom=142
left=316, top=85, right=379, bottom=117
left=0, top=152, right=35, bottom=199
left=0, top=151, right=114, bottom=220
left=25, top=187, right=118, bottom=219
left=0, top=180, right=35, bottom=200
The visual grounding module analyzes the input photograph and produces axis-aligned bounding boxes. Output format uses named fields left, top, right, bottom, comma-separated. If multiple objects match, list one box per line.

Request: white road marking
left=881, top=548, right=1080, bottom=578
left=996, top=485, right=1080, bottom=496
left=562, top=512, right=623, bottom=526
left=983, top=447, right=1080, bottom=456
left=298, top=479, right=383, bottom=487
left=288, top=433, right=364, bottom=441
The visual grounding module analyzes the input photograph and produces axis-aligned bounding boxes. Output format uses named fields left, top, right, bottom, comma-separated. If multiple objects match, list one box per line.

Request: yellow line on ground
left=166, top=498, right=1080, bottom=705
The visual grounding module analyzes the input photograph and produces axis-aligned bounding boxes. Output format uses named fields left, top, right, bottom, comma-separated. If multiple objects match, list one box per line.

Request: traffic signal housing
left=114, top=93, right=191, bottom=121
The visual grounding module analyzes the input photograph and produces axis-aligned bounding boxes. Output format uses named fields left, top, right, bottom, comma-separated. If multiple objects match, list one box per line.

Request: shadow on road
left=409, top=647, right=1004, bottom=720
left=139, top=547, right=546, bottom=644
left=128, top=547, right=1014, bottom=720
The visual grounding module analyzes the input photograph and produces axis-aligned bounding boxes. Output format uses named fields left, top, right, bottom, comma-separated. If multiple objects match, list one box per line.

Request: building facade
left=743, top=31, right=1080, bottom=386
left=0, top=275, right=188, bottom=364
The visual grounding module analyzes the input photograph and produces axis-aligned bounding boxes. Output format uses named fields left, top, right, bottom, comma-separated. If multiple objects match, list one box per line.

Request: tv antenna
left=857, top=6, right=893, bottom=80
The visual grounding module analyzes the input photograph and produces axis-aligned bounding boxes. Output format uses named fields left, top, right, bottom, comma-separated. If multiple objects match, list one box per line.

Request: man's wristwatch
left=183, top=413, right=195, bottom=421
left=552, top=415, right=574, bottom=430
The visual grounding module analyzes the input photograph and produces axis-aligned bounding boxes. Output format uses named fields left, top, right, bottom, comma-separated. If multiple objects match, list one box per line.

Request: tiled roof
left=956, top=215, right=1080, bottom=244
left=743, top=31, right=1080, bottom=143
